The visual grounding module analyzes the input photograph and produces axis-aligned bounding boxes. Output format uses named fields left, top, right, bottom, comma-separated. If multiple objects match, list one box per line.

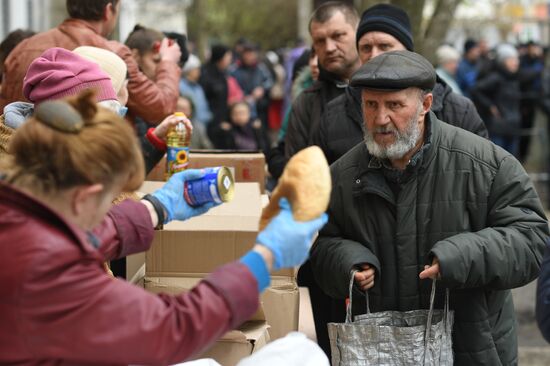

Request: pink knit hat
left=23, top=47, right=117, bottom=104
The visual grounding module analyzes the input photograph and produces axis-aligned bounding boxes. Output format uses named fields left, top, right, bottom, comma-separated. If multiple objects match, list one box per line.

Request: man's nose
left=373, top=106, right=390, bottom=126
left=325, top=38, right=337, bottom=53
left=371, top=47, right=383, bottom=59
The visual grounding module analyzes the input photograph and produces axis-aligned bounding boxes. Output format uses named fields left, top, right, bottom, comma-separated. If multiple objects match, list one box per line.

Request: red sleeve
left=92, top=200, right=155, bottom=261
left=20, top=260, right=259, bottom=365
left=110, top=42, right=181, bottom=125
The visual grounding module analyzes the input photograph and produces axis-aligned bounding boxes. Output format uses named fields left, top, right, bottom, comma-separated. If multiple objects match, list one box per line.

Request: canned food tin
left=184, top=167, right=235, bottom=206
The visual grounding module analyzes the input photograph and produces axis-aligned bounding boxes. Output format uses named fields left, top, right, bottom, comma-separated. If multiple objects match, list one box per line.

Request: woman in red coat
left=0, top=90, right=326, bottom=365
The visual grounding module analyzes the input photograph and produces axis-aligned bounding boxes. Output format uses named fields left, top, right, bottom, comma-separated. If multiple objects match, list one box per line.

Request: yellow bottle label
left=165, top=113, right=191, bottom=178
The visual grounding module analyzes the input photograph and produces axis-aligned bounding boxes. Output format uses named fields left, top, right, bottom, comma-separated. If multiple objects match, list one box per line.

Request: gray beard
left=363, top=106, right=423, bottom=160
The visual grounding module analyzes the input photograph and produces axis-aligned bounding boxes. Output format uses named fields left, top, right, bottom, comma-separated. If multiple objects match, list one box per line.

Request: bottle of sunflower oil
left=166, top=112, right=192, bottom=179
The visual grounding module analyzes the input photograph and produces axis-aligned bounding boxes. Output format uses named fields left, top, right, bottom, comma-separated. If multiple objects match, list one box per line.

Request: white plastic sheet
left=237, top=332, right=330, bottom=366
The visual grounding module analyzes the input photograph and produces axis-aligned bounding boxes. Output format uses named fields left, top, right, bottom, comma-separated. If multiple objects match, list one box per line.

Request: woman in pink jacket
left=0, top=90, right=326, bottom=365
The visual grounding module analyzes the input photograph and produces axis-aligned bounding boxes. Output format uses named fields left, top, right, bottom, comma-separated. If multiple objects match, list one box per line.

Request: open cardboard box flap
left=211, top=321, right=269, bottom=344
left=196, top=321, right=269, bottom=366
left=145, top=275, right=299, bottom=341
left=144, top=275, right=266, bottom=321
left=143, top=275, right=270, bottom=366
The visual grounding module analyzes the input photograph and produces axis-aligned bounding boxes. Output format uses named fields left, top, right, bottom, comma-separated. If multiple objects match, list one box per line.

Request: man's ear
left=71, top=184, right=104, bottom=216
left=103, top=2, right=115, bottom=21
left=420, top=93, right=433, bottom=117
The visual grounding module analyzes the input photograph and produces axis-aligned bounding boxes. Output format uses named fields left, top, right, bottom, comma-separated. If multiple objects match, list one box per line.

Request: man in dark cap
left=457, top=38, right=481, bottom=98
left=317, top=3, right=487, bottom=165
left=311, top=50, right=548, bottom=366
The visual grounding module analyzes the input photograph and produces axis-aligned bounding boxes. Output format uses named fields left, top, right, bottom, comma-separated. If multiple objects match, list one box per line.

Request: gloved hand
left=256, top=198, right=328, bottom=271
left=151, top=169, right=218, bottom=223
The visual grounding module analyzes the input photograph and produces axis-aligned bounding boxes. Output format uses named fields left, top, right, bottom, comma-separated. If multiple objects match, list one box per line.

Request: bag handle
left=423, top=280, right=451, bottom=365
left=424, top=279, right=437, bottom=341
left=347, top=270, right=450, bottom=331
left=345, top=270, right=357, bottom=323
left=346, top=269, right=370, bottom=323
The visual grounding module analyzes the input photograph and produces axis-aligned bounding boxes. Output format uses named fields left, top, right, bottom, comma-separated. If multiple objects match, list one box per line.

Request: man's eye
left=361, top=45, right=372, bottom=53
left=388, top=102, right=400, bottom=109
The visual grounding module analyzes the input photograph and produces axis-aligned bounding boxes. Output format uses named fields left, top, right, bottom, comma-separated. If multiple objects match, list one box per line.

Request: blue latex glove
left=151, top=169, right=218, bottom=223
left=256, top=198, right=328, bottom=271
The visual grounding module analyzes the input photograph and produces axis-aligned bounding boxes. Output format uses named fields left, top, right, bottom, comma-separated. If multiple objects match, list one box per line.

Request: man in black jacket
left=269, top=1, right=361, bottom=358
left=284, top=1, right=361, bottom=158
left=317, top=4, right=488, bottom=165
left=267, top=2, right=360, bottom=181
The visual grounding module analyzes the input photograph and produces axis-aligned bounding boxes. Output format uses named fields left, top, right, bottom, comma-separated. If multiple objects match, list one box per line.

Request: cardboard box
left=145, top=275, right=299, bottom=341
left=144, top=276, right=266, bottom=321
left=126, top=252, right=145, bottom=284
left=198, top=321, right=269, bottom=366
left=144, top=276, right=269, bottom=366
left=261, top=276, right=300, bottom=340
left=146, top=152, right=266, bottom=192
left=140, top=181, right=294, bottom=278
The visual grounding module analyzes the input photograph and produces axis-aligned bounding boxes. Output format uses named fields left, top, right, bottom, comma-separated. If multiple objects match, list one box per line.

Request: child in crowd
left=210, top=101, right=266, bottom=152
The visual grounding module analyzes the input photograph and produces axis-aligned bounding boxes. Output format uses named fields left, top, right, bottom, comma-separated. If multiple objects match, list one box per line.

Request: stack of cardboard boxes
left=135, top=153, right=300, bottom=365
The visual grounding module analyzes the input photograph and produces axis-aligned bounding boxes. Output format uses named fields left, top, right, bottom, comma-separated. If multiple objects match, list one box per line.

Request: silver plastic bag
left=328, top=271, right=454, bottom=366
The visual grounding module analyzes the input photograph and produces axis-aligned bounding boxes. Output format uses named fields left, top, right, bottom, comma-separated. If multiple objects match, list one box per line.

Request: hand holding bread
left=260, top=146, right=331, bottom=230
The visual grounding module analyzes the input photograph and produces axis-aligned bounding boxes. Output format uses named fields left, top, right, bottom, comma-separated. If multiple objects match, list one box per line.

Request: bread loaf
left=260, top=146, right=331, bottom=230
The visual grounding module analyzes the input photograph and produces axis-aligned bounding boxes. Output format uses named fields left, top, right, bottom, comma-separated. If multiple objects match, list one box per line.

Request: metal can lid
left=217, top=166, right=235, bottom=203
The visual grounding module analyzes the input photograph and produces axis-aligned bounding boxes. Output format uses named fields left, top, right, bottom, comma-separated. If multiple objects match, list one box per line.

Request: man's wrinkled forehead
left=308, top=6, right=359, bottom=33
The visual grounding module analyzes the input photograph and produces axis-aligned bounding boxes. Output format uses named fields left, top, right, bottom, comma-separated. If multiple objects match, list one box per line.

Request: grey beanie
left=496, top=44, right=518, bottom=64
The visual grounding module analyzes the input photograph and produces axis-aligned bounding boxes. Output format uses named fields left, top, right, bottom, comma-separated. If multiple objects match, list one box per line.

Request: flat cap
left=350, top=50, right=436, bottom=91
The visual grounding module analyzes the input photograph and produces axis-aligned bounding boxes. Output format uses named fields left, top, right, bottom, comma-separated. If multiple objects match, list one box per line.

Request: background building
left=0, top=0, right=191, bottom=44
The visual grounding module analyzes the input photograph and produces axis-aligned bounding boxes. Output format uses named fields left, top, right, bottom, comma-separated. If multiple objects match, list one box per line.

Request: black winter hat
left=356, top=4, right=414, bottom=51
left=463, top=39, right=478, bottom=54
left=163, top=31, right=189, bottom=67
left=350, top=50, right=436, bottom=91
left=210, top=44, right=230, bottom=64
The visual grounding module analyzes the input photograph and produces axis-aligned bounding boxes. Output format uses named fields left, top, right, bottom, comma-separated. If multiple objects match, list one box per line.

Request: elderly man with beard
left=310, top=50, right=548, bottom=365
left=316, top=3, right=487, bottom=166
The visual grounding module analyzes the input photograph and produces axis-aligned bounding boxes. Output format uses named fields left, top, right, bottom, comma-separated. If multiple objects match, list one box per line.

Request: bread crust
left=260, top=146, right=331, bottom=230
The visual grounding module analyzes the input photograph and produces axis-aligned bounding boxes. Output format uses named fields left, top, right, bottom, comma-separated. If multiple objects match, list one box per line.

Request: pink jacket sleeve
left=92, top=199, right=155, bottom=261
left=20, top=259, right=260, bottom=365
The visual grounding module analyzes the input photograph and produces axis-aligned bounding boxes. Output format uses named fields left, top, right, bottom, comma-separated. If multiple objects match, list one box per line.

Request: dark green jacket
left=310, top=113, right=549, bottom=365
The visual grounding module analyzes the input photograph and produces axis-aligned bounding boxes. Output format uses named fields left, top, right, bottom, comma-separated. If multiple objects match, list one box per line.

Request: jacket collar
left=430, top=77, right=450, bottom=114
left=346, top=87, right=363, bottom=127
left=58, top=18, right=101, bottom=35
left=0, top=181, right=100, bottom=255
left=318, top=65, right=348, bottom=88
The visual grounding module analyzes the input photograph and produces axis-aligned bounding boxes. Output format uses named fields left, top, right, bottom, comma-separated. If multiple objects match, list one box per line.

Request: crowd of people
left=3, top=0, right=550, bottom=365
left=437, top=37, right=547, bottom=161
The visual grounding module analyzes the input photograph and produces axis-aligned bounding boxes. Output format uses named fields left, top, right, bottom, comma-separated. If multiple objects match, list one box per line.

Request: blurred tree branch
left=420, top=0, right=464, bottom=62
left=187, top=0, right=298, bottom=58
left=188, top=0, right=464, bottom=62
